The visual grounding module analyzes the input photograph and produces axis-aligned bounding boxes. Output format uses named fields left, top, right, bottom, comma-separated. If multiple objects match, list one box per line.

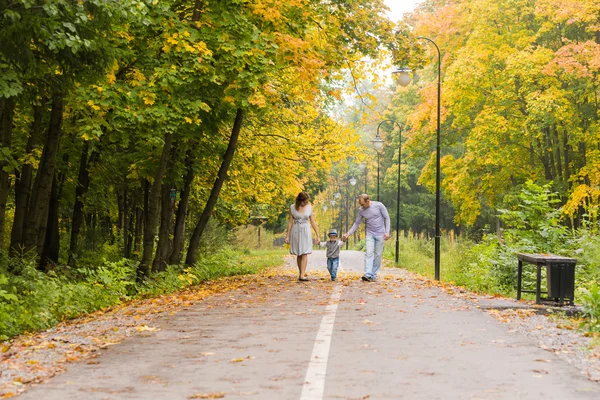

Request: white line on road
left=300, top=283, right=343, bottom=400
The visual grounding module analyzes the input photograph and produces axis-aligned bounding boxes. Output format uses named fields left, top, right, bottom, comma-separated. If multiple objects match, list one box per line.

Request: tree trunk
left=134, top=180, right=148, bottom=257
left=137, top=132, right=174, bottom=280
left=10, top=105, right=43, bottom=256
left=152, top=184, right=174, bottom=272
left=563, top=130, right=570, bottom=184
left=186, top=109, right=244, bottom=266
left=538, top=136, right=552, bottom=180
left=117, top=188, right=124, bottom=233
left=546, top=128, right=556, bottom=180
left=169, top=154, right=194, bottom=265
left=192, top=0, right=203, bottom=22
left=68, top=142, right=98, bottom=266
left=103, top=214, right=114, bottom=244
left=40, top=150, right=69, bottom=269
left=134, top=204, right=143, bottom=256
left=124, top=190, right=137, bottom=259
left=24, top=95, right=64, bottom=255
left=529, top=142, right=535, bottom=167
left=0, top=98, right=15, bottom=249
left=123, top=185, right=131, bottom=258
left=40, top=173, right=60, bottom=269
left=552, top=125, right=562, bottom=183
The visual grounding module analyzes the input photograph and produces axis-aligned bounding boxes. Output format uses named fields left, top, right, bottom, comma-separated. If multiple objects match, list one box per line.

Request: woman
left=285, top=192, right=320, bottom=281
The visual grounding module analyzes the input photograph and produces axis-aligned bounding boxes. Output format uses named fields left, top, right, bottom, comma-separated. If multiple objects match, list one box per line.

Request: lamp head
left=371, top=134, right=385, bottom=152
left=349, top=177, right=357, bottom=186
left=392, top=67, right=412, bottom=87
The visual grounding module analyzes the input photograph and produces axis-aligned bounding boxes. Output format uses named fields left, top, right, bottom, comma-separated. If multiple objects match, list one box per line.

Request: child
left=319, top=229, right=345, bottom=281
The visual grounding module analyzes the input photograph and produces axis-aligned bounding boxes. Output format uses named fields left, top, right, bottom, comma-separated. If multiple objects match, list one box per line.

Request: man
left=342, top=194, right=390, bottom=282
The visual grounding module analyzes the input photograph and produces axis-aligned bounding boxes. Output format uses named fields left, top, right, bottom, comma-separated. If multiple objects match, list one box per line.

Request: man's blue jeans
left=327, top=258, right=339, bottom=281
left=365, top=234, right=384, bottom=279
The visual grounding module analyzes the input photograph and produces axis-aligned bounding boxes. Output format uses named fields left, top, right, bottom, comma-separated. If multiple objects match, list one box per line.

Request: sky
left=384, top=0, right=422, bottom=22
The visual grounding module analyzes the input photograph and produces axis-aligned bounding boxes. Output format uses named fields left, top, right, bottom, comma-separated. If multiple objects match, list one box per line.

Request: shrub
left=580, top=285, right=600, bottom=332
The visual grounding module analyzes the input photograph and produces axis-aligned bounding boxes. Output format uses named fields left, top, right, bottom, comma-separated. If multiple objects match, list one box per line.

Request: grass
left=382, top=233, right=516, bottom=297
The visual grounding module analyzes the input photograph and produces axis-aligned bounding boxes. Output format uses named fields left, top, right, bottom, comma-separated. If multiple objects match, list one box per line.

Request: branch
left=345, top=59, right=369, bottom=107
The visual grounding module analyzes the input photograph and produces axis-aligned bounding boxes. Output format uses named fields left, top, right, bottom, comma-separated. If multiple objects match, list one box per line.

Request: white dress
left=289, top=204, right=313, bottom=255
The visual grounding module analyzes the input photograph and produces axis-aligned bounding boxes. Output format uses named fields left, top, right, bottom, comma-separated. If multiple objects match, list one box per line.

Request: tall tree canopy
left=0, top=0, right=402, bottom=273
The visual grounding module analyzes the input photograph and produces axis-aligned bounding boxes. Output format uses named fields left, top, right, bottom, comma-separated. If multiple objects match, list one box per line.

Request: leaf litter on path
left=0, top=267, right=298, bottom=397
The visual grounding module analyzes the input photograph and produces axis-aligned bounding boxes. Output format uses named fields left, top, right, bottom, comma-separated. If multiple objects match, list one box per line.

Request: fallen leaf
left=188, top=392, right=226, bottom=398
left=135, top=325, right=157, bottom=332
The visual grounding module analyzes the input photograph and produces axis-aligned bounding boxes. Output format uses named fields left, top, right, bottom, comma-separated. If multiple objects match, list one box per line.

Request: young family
left=284, top=191, right=390, bottom=282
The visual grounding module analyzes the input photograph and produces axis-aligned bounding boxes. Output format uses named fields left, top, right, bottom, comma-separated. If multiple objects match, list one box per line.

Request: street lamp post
left=329, top=199, right=336, bottom=234
left=377, top=120, right=403, bottom=265
left=417, top=36, right=442, bottom=281
left=349, top=177, right=357, bottom=246
left=322, top=205, right=328, bottom=241
left=357, top=163, right=366, bottom=243
left=345, top=177, right=357, bottom=250
left=358, top=162, right=366, bottom=193
left=344, top=184, right=348, bottom=250
left=371, top=135, right=384, bottom=201
left=334, top=192, right=341, bottom=233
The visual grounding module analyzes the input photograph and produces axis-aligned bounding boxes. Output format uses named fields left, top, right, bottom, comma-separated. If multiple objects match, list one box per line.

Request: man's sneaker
left=361, top=275, right=369, bottom=281
left=367, top=276, right=377, bottom=282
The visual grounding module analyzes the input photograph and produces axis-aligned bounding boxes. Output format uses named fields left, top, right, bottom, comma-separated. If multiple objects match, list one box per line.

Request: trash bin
left=546, top=262, right=575, bottom=301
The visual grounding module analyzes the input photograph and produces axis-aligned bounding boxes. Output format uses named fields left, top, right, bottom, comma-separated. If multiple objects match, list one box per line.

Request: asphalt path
left=16, top=250, right=600, bottom=399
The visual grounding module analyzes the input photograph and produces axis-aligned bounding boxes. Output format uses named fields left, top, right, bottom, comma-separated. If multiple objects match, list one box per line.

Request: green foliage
left=0, top=257, right=136, bottom=338
left=580, top=285, right=600, bottom=332
left=390, top=181, right=600, bottom=334
left=0, top=273, right=18, bottom=340
left=0, top=248, right=283, bottom=340
left=568, top=232, right=600, bottom=290
left=498, top=181, right=568, bottom=252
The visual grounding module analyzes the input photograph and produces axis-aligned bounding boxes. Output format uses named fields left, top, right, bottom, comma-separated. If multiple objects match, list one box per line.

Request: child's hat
left=328, top=229, right=338, bottom=237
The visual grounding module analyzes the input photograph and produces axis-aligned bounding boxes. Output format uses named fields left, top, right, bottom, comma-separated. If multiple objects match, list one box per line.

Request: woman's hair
left=295, top=192, right=310, bottom=210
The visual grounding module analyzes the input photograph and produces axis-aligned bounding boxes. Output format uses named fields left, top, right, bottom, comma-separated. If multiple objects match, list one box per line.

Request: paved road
left=16, top=250, right=600, bottom=399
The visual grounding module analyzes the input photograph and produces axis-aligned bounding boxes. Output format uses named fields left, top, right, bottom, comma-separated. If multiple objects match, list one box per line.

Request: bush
left=0, top=274, right=18, bottom=340
left=0, top=247, right=284, bottom=340
left=580, top=285, right=600, bottom=332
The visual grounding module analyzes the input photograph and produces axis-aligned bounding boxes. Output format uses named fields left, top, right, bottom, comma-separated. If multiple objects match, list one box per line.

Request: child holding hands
left=319, top=229, right=345, bottom=281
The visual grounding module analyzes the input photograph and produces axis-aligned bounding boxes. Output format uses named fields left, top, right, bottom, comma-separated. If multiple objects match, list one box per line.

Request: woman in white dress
left=284, top=192, right=320, bottom=281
